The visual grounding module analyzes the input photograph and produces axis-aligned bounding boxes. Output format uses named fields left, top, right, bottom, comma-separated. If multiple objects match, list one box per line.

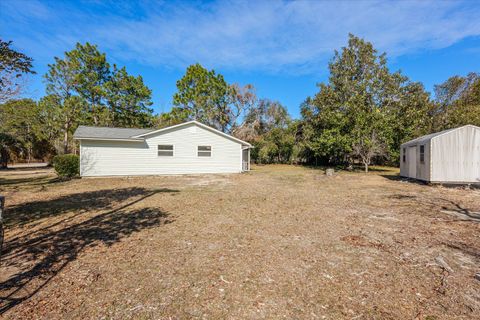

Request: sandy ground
left=0, top=165, right=479, bottom=319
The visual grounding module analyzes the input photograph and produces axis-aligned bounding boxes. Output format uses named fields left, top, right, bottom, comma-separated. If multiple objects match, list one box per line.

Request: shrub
left=52, top=154, right=79, bottom=178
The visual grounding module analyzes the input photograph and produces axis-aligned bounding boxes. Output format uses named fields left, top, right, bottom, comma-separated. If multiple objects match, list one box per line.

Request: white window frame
left=158, top=144, right=174, bottom=157
left=197, top=145, right=212, bottom=157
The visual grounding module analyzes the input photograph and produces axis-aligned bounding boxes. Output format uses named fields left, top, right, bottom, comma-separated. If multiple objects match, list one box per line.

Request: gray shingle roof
left=73, top=126, right=153, bottom=140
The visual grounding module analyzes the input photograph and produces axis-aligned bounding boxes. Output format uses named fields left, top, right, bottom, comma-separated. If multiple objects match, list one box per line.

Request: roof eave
left=74, top=137, right=145, bottom=142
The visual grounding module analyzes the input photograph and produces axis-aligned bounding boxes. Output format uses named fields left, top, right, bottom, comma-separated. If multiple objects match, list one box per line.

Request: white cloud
left=2, top=0, right=480, bottom=75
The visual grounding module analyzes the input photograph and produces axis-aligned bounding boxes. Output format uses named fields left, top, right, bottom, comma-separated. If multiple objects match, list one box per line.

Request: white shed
left=400, top=125, right=480, bottom=183
left=73, top=121, right=252, bottom=177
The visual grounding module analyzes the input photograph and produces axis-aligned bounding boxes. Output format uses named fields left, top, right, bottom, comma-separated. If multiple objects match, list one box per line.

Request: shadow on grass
left=439, top=199, right=480, bottom=222
left=0, top=176, right=61, bottom=188
left=381, top=174, right=429, bottom=186
left=0, top=187, right=177, bottom=314
left=4, top=187, right=178, bottom=228
left=389, top=191, right=479, bottom=222
left=303, top=164, right=396, bottom=173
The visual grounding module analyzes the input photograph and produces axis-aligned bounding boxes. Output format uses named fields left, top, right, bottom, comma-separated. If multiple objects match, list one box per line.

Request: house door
left=408, top=146, right=417, bottom=178
left=242, top=149, right=250, bottom=171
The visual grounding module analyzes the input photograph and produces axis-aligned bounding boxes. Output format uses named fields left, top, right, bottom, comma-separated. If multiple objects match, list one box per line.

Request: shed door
left=408, top=146, right=417, bottom=178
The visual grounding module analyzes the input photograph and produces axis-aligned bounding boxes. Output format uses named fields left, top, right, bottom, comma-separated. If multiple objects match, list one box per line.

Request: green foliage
left=105, top=65, right=153, bottom=127
left=46, top=42, right=153, bottom=129
left=1, top=38, right=478, bottom=170
left=300, top=34, right=432, bottom=170
left=0, top=99, right=55, bottom=163
left=0, top=133, right=22, bottom=168
left=235, top=99, right=298, bottom=164
left=432, top=72, right=480, bottom=129
left=42, top=42, right=154, bottom=154
left=172, top=63, right=232, bottom=131
left=0, top=40, right=35, bottom=103
left=52, top=154, right=79, bottom=178
left=168, top=65, right=256, bottom=133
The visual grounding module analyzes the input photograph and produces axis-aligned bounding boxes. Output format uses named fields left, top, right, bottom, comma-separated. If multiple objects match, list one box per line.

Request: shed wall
left=399, top=141, right=431, bottom=181
left=80, top=123, right=243, bottom=176
left=430, top=126, right=480, bottom=183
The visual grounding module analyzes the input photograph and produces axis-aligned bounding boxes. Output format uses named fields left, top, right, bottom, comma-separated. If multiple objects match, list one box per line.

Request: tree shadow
left=0, top=188, right=177, bottom=314
left=439, top=199, right=480, bottom=222
left=4, top=187, right=177, bottom=228
left=0, top=175, right=61, bottom=188
left=443, top=242, right=480, bottom=259
left=389, top=192, right=479, bottom=222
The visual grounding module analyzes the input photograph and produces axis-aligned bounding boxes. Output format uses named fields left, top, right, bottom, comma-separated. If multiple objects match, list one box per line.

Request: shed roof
left=401, top=125, right=479, bottom=147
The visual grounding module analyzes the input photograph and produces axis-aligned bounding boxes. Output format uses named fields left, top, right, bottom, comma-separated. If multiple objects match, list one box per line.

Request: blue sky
left=1, top=0, right=479, bottom=118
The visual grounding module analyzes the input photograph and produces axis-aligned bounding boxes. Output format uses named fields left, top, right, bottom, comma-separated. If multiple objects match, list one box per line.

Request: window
left=198, top=146, right=211, bottom=157
left=419, top=145, right=425, bottom=163
left=402, top=148, right=406, bottom=162
left=158, top=145, right=173, bottom=156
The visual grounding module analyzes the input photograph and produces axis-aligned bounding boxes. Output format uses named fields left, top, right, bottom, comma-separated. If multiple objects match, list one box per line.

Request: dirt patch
left=0, top=165, right=479, bottom=319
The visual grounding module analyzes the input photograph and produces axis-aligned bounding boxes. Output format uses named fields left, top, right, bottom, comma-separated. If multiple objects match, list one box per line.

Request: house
left=73, top=121, right=252, bottom=177
left=400, top=125, right=480, bottom=183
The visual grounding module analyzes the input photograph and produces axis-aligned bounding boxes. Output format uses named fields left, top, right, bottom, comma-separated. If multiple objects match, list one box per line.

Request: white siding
left=399, top=141, right=431, bottom=181
left=430, top=126, right=480, bottom=183
left=80, top=123, right=243, bottom=176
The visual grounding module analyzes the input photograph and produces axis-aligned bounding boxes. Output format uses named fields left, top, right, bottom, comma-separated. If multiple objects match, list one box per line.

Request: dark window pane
left=198, top=146, right=211, bottom=151
left=158, top=151, right=173, bottom=156
left=158, top=145, right=173, bottom=150
left=198, top=151, right=211, bottom=157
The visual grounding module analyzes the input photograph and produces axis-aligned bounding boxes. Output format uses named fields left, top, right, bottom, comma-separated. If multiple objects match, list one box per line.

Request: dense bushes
left=52, top=154, right=79, bottom=178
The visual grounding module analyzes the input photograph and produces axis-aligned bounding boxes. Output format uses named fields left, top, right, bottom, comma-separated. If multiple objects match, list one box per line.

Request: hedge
left=52, top=154, right=79, bottom=178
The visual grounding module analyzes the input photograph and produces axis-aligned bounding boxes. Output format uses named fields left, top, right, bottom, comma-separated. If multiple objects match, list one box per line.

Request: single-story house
left=73, top=121, right=252, bottom=177
left=400, top=124, right=480, bottom=183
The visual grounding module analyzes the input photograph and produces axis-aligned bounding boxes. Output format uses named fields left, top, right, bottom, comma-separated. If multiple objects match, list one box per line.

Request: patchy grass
left=0, top=165, right=479, bottom=319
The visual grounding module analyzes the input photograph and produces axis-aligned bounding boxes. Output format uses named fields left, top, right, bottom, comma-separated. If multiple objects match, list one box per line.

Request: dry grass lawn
left=0, top=165, right=479, bottom=319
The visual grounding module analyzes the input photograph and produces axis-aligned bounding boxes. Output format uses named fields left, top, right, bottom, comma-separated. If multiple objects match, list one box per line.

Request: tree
left=388, top=82, right=433, bottom=163
left=301, top=34, right=432, bottom=171
left=0, top=133, right=22, bottom=168
left=104, top=65, right=153, bottom=127
left=235, top=99, right=289, bottom=143
left=234, top=99, right=295, bottom=163
left=228, top=83, right=257, bottom=132
left=43, top=42, right=155, bottom=153
left=172, top=63, right=233, bottom=131
left=0, top=40, right=35, bottom=103
left=42, top=95, right=87, bottom=154
left=433, top=72, right=480, bottom=129
left=69, top=43, right=110, bottom=125
left=0, top=99, right=42, bottom=162
left=44, top=49, right=89, bottom=153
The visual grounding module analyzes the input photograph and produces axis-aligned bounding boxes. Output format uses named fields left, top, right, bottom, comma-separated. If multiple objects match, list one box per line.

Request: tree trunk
left=63, top=123, right=69, bottom=154
left=0, top=148, right=9, bottom=169
left=363, top=159, right=369, bottom=173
